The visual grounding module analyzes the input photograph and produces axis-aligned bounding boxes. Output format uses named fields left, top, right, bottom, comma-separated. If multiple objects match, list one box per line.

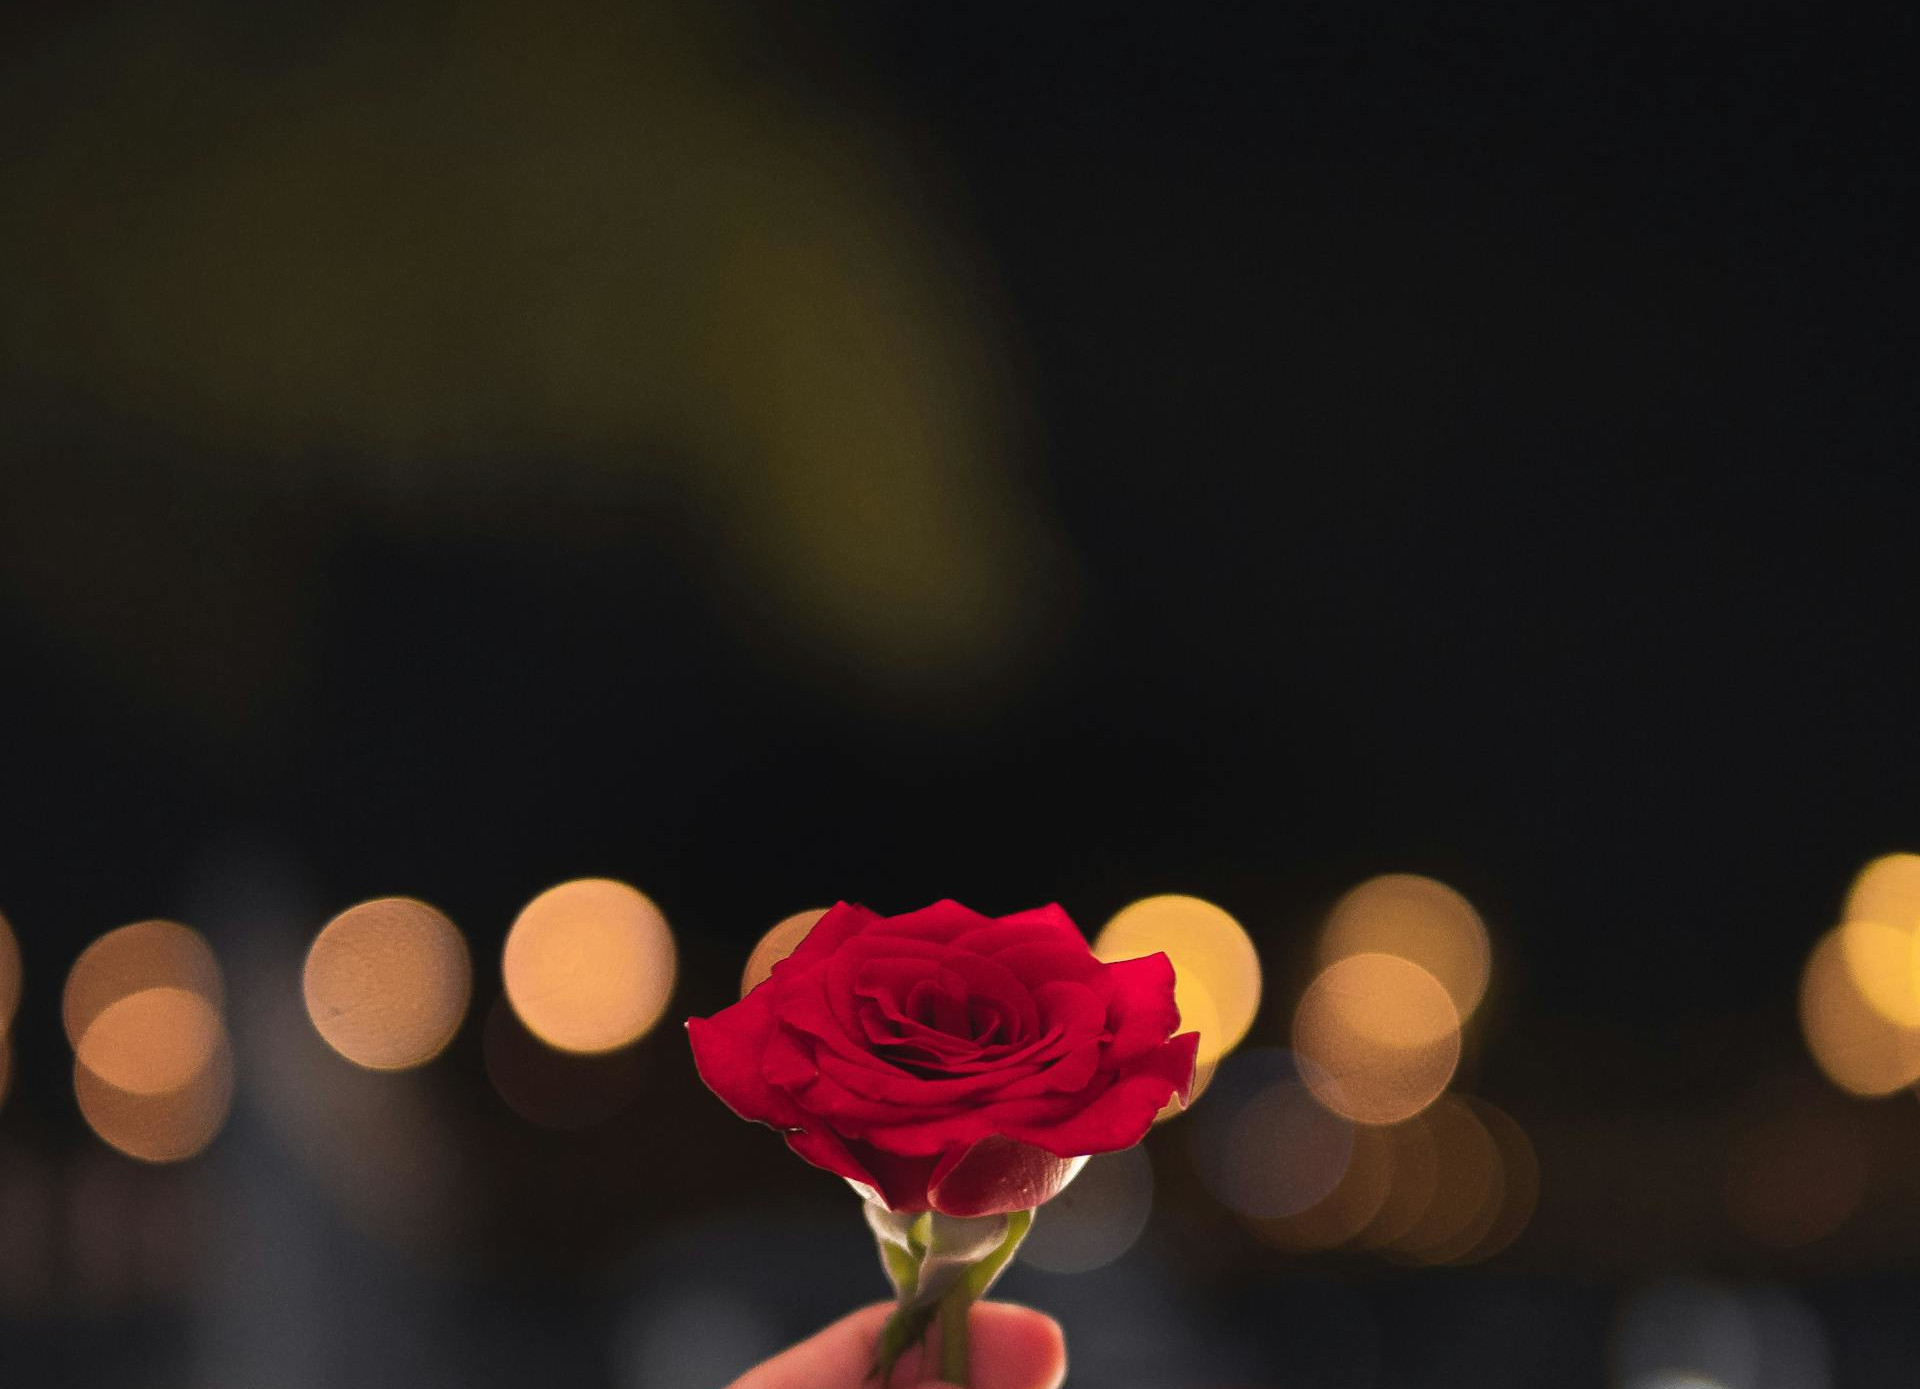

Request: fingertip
left=968, top=1302, right=1067, bottom=1389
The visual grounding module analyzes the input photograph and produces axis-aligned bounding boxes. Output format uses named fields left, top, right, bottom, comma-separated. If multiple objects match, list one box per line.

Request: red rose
left=688, top=900, right=1199, bottom=1217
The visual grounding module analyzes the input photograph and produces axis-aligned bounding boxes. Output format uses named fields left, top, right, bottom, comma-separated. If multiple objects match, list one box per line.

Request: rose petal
left=687, top=989, right=795, bottom=1127
left=929, top=1137, right=1087, bottom=1218
left=1102, top=952, right=1183, bottom=1063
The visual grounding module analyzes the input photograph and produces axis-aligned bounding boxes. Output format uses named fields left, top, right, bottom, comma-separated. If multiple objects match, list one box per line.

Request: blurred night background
left=3, top=1, right=1920, bottom=1386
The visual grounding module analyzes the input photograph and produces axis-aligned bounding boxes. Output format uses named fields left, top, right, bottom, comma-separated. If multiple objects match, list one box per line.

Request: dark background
left=2, top=1, right=1918, bottom=1385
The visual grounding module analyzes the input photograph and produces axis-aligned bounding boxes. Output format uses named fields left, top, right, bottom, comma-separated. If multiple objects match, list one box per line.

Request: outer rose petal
left=1103, top=951, right=1183, bottom=1063
left=686, top=988, right=794, bottom=1127
left=930, top=1137, right=1087, bottom=1218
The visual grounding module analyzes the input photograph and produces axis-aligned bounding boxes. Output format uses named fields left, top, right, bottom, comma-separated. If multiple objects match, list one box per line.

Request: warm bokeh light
left=483, top=997, right=649, bottom=1129
left=1019, top=1147, right=1154, bottom=1274
left=75, top=987, right=222, bottom=1096
left=1202, top=1077, right=1355, bottom=1220
left=1390, top=1097, right=1501, bottom=1264
left=1094, top=894, right=1262, bottom=1067
left=740, top=908, right=827, bottom=997
left=1458, top=1098, right=1539, bottom=1263
left=1836, top=917, right=1920, bottom=1027
left=0, top=911, right=20, bottom=1031
left=1251, top=1123, right=1395, bottom=1251
left=303, top=897, right=473, bottom=1070
left=1724, top=1074, right=1872, bottom=1249
left=1842, top=852, right=1920, bottom=931
left=74, top=1034, right=234, bottom=1163
left=1353, top=1116, right=1441, bottom=1249
left=63, top=920, right=223, bottom=1049
left=1293, top=952, right=1461, bottom=1125
left=1799, top=926, right=1920, bottom=1095
left=503, top=878, right=677, bottom=1054
left=1319, top=874, right=1492, bottom=1021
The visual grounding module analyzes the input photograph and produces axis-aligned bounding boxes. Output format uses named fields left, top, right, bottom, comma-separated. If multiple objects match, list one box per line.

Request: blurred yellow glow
left=1725, top=1076, right=1871, bottom=1249
left=1354, top=1116, right=1440, bottom=1249
left=1837, top=918, right=1920, bottom=1027
left=503, top=879, right=676, bottom=1054
left=1800, top=927, right=1920, bottom=1095
left=63, top=921, right=223, bottom=1049
left=483, top=997, right=648, bottom=1129
left=76, top=988, right=221, bottom=1096
left=0, top=911, right=20, bottom=1031
left=304, top=897, right=472, bottom=1070
left=1095, top=895, right=1262, bottom=1067
left=1391, top=1097, right=1502, bottom=1264
left=1843, top=853, right=1920, bottom=930
left=1252, top=1123, right=1395, bottom=1251
left=1457, top=1099, right=1539, bottom=1264
left=741, top=908, right=827, bottom=997
left=1320, top=874, right=1491, bottom=1021
left=74, top=1033, right=233, bottom=1163
left=1293, top=953, right=1461, bottom=1125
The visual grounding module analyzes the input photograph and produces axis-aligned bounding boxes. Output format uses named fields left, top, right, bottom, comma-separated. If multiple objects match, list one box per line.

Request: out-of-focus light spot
left=1800, top=927, right=1920, bottom=1095
left=76, top=988, right=221, bottom=1095
left=0, top=911, right=20, bottom=1030
left=741, top=908, right=826, bottom=997
left=503, top=879, right=677, bottom=1054
left=1743, top=1286, right=1833, bottom=1389
left=1293, top=952, right=1460, bottom=1125
left=1353, top=1116, right=1440, bottom=1249
left=1193, top=1051, right=1354, bottom=1225
left=1252, top=1124, right=1395, bottom=1251
left=1836, top=918, right=1920, bottom=1027
left=1614, top=1279, right=1759, bottom=1389
left=1842, top=852, right=1920, bottom=931
left=74, top=1033, right=234, bottom=1163
left=63, top=921, right=223, bottom=1049
left=303, top=897, right=472, bottom=1070
left=1724, top=1074, right=1871, bottom=1249
left=484, top=996, right=648, bottom=1129
left=1021, top=1146, right=1154, bottom=1274
left=1094, top=895, right=1262, bottom=1067
left=1389, top=1097, right=1502, bottom=1264
left=1457, top=1098, right=1539, bottom=1264
left=1319, top=874, right=1491, bottom=1022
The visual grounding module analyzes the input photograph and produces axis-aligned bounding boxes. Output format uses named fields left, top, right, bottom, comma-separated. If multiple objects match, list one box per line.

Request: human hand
left=725, top=1301, right=1067, bottom=1389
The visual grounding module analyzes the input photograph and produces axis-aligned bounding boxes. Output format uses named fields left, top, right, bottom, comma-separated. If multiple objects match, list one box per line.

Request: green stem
left=937, top=1278, right=972, bottom=1386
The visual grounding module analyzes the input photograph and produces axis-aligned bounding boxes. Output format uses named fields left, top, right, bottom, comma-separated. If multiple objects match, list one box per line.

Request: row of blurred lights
left=0, top=879, right=682, bottom=1162
left=6, top=875, right=1530, bottom=1270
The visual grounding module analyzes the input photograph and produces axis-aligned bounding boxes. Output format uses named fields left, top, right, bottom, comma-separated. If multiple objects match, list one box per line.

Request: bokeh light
left=740, top=908, right=826, bottom=997
left=503, top=879, right=677, bottom=1054
left=303, top=897, right=472, bottom=1070
left=1724, top=1074, right=1872, bottom=1249
left=1251, top=1122, right=1395, bottom=1251
left=63, top=920, right=223, bottom=1048
left=1799, top=926, right=1920, bottom=1095
left=1020, top=1146, right=1155, bottom=1274
left=76, top=987, right=222, bottom=1095
left=1094, top=894, right=1262, bottom=1067
left=1841, top=852, right=1920, bottom=932
left=1389, top=1096, right=1501, bottom=1264
left=1836, top=917, right=1920, bottom=1028
left=1353, top=1115, right=1441, bottom=1249
left=1293, top=952, right=1461, bottom=1125
left=73, top=1032, right=234, bottom=1164
left=0, top=911, right=20, bottom=1031
left=1459, top=1098, right=1540, bottom=1263
left=1613, top=1279, right=1759, bottom=1389
left=1319, top=873, right=1491, bottom=1021
left=484, top=997, right=649, bottom=1129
